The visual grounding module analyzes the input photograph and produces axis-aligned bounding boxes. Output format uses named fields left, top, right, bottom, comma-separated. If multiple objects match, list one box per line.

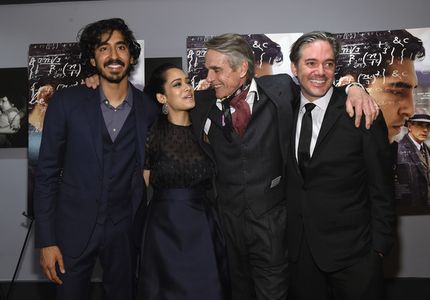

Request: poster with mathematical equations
left=187, top=28, right=430, bottom=212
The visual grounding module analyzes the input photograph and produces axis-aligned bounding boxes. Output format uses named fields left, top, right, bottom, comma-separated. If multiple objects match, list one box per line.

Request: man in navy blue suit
left=33, top=18, right=158, bottom=300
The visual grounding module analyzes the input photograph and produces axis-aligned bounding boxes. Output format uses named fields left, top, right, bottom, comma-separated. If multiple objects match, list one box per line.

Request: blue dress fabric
left=139, top=115, right=226, bottom=300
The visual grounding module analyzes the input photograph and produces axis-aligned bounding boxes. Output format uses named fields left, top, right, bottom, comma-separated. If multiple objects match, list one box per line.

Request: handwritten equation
left=28, top=43, right=85, bottom=105
left=335, top=30, right=417, bottom=86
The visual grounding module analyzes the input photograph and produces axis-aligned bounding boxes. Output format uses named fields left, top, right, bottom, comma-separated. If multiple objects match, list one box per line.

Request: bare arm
left=0, top=126, right=18, bottom=134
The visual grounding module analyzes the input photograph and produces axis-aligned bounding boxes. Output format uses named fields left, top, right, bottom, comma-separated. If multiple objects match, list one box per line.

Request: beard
left=96, top=59, right=132, bottom=84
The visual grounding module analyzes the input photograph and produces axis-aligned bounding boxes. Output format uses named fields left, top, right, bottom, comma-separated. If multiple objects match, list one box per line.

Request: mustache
left=104, top=59, right=125, bottom=67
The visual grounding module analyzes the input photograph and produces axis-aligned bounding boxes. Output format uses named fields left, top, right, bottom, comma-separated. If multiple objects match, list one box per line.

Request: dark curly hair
left=77, top=18, right=141, bottom=75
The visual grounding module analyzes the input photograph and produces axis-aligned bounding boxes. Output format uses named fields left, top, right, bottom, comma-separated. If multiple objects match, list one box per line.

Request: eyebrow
left=386, top=81, right=417, bottom=89
left=97, top=40, right=127, bottom=47
left=170, top=77, right=188, bottom=84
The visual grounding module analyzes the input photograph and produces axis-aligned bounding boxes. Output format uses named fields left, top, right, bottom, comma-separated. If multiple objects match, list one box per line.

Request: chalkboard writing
left=334, top=30, right=423, bottom=87
left=186, top=36, right=212, bottom=88
left=28, top=42, right=85, bottom=105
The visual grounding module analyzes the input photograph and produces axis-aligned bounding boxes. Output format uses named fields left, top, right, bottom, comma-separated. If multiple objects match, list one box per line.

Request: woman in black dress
left=139, top=64, right=228, bottom=300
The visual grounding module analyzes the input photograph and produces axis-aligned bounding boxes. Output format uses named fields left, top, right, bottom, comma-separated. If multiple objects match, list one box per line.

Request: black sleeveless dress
left=138, top=115, right=226, bottom=300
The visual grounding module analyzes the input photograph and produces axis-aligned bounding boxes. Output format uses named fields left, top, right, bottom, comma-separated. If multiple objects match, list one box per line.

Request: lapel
left=83, top=87, right=103, bottom=168
left=190, top=89, right=217, bottom=164
left=291, top=101, right=301, bottom=175
left=312, top=88, right=345, bottom=156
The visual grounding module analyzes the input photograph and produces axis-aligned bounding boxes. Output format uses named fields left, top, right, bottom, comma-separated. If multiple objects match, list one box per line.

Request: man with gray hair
left=190, top=32, right=378, bottom=300
left=286, top=31, right=395, bottom=300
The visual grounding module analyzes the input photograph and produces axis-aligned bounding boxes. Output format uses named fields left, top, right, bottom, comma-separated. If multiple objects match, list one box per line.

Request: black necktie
left=420, top=144, right=426, bottom=157
left=298, top=103, right=316, bottom=174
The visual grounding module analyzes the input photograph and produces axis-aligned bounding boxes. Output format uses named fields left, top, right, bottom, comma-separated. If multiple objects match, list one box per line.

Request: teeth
left=311, top=79, right=325, bottom=84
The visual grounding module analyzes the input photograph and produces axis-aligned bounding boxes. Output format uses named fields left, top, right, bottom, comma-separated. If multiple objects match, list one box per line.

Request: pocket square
left=270, top=176, right=282, bottom=188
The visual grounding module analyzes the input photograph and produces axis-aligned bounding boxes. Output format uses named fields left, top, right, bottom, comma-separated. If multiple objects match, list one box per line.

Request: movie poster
left=0, top=68, right=28, bottom=148
left=186, top=28, right=430, bottom=212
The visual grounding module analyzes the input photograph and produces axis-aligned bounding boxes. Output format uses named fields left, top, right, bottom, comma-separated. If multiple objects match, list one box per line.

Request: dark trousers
left=289, top=234, right=384, bottom=300
left=220, top=201, right=288, bottom=300
left=56, top=217, right=136, bottom=300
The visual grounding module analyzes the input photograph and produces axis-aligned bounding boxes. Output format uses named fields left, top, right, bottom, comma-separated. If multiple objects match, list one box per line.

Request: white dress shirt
left=295, top=87, right=334, bottom=160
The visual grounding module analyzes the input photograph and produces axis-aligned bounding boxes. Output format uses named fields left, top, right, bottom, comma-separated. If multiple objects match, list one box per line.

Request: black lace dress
left=139, top=115, right=225, bottom=300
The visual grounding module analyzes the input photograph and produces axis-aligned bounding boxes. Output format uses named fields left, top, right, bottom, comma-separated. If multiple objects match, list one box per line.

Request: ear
left=239, top=60, right=248, bottom=78
left=90, top=58, right=96, bottom=67
left=290, top=62, right=298, bottom=77
left=130, top=57, right=135, bottom=65
left=156, top=93, right=166, bottom=104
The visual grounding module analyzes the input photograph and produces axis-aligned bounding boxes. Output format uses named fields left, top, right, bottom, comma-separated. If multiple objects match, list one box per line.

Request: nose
left=110, top=47, right=118, bottom=59
left=400, top=93, right=415, bottom=118
left=206, top=70, right=214, bottom=83
left=184, top=82, right=191, bottom=91
left=316, top=63, right=325, bottom=75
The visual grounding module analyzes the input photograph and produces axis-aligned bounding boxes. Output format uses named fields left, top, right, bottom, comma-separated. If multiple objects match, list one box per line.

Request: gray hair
left=289, top=31, right=340, bottom=65
left=205, top=33, right=255, bottom=80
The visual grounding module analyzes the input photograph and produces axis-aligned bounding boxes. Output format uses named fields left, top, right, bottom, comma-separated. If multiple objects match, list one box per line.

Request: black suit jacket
left=33, top=84, right=158, bottom=257
left=286, top=87, right=395, bottom=272
left=190, top=74, right=297, bottom=214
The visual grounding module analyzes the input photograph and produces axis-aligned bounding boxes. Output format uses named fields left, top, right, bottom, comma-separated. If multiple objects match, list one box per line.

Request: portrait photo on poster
left=0, top=68, right=28, bottom=149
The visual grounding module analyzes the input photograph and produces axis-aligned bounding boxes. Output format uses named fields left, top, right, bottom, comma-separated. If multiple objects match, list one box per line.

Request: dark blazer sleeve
left=33, top=90, right=68, bottom=248
left=362, top=113, right=396, bottom=254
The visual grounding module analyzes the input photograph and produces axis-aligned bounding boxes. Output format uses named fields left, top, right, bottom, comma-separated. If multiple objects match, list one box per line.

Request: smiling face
left=90, top=30, right=133, bottom=84
left=156, top=68, right=195, bottom=113
left=204, top=49, right=247, bottom=99
left=366, top=59, right=417, bottom=142
left=291, top=40, right=336, bottom=101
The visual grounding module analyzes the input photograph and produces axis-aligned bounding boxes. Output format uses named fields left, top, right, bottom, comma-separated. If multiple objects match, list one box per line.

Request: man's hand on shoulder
left=345, top=84, right=379, bottom=129
left=40, top=245, right=65, bottom=285
left=84, top=74, right=100, bottom=89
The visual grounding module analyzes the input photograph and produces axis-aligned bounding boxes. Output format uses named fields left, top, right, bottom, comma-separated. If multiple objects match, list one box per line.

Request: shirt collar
left=216, top=78, right=259, bottom=104
left=408, top=133, right=423, bottom=150
left=99, top=82, right=133, bottom=107
left=299, top=86, right=333, bottom=112
left=249, top=78, right=259, bottom=101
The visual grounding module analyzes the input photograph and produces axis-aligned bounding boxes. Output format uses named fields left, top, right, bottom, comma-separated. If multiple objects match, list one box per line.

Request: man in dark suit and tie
left=396, top=113, right=430, bottom=206
left=190, top=33, right=379, bottom=300
left=33, top=18, right=158, bottom=300
left=286, top=31, right=396, bottom=300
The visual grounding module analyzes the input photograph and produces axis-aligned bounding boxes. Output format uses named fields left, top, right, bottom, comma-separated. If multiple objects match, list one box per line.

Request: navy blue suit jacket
left=34, top=84, right=158, bottom=257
